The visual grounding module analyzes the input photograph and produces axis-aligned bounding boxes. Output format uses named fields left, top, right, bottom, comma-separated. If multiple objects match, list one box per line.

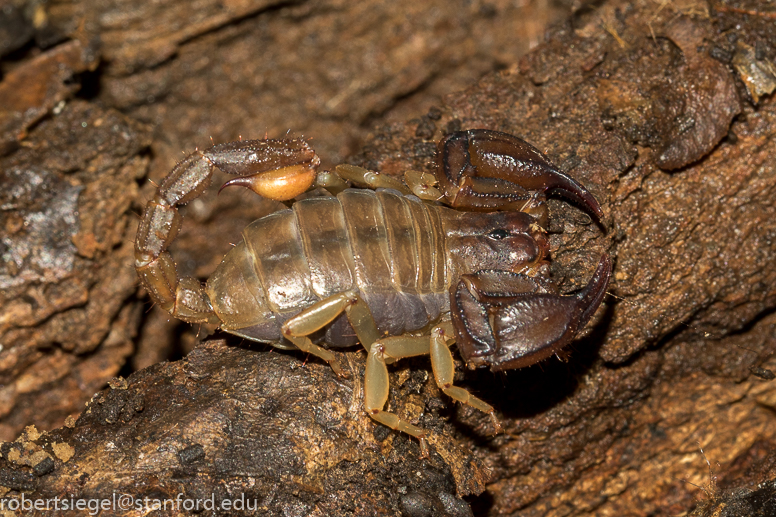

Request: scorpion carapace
left=135, top=129, right=611, bottom=457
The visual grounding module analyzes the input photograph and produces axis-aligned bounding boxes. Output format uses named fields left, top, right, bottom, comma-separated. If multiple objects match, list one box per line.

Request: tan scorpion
left=135, top=129, right=611, bottom=456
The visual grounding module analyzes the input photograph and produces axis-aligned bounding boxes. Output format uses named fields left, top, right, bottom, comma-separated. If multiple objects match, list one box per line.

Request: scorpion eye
left=487, top=229, right=511, bottom=240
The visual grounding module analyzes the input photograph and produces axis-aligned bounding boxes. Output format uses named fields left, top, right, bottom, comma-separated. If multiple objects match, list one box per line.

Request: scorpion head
left=437, top=129, right=611, bottom=373
left=443, top=210, right=550, bottom=279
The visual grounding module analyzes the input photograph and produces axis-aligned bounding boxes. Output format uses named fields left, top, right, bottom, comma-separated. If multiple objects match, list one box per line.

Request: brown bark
left=1, top=0, right=775, bottom=515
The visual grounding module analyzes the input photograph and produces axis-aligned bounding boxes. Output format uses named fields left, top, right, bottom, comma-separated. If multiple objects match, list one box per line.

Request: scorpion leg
left=332, top=164, right=412, bottom=195
left=286, top=288, right=440, bottom=457
left=364, top=335, right=431, bottom=457
left=311, top=170, right=349, bottom=195
left=364, top=322, right=502, bottom=434
left=314, top=162, right=441, bottom=201
left=326, top=164, right=445, bottom=202
left=281, top=291, right=361, bottom=378
left=428, top=322, right=502, bottom=434
left=403, top=170, right=444, bottom=201
left=362, top=322, right=502, bottom=457
left=280, top=290, right=384, bottom=379
left=282, top=289, right=434, bottom=455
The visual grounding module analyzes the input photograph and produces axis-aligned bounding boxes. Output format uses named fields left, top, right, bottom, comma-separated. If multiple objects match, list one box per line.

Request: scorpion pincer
left=135, top=129, right=611, bottom=457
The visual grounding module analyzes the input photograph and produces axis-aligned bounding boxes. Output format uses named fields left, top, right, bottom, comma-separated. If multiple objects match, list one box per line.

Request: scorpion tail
left=135, top=138, right=321, bottom=325
left=452, top=254, right=612, bottom=372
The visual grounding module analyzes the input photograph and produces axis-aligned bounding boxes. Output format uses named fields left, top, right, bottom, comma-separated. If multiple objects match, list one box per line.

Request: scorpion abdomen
left=206, top=189, right=449, bottom=347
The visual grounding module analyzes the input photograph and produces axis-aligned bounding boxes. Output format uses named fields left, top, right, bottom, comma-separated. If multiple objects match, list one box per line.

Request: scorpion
left=135, top=129, right=611, bottom=457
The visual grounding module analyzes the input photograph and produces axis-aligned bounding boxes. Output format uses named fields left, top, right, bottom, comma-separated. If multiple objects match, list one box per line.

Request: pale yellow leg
left=312, top=170, right=349, bottom=195
left=287, top=291, right=499, bottom=455
left=364, top=335, right=432, bottom=457
left=403, top=170, right=444, bottom=201
left=343, top=297, right=381, bottom=347
left=337, top=295, right=431, bottom=457
left=334, top=164, right=412, bottom=195
left=428, top=324, right=502, bottom=434
left=281, top=291, right=359, bottom=378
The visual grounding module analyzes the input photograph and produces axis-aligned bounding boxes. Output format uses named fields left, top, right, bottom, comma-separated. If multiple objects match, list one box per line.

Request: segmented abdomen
left=205, top=189, right=449, bottom=346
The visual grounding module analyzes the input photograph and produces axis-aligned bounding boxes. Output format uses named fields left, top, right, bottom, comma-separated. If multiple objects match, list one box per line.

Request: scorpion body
left=209, top=188, right=547, bottom=348
left=136, top=129, right=611, bottom=456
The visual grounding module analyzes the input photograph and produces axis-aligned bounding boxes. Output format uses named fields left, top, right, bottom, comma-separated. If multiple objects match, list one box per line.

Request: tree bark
left=1, top=0, right=775, bottom=515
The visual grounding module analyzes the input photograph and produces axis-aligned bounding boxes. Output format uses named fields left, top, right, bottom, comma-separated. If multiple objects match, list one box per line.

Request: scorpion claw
left=436, top=129, right=604, bottom=221
left=452, top=254, right=612, bottom=372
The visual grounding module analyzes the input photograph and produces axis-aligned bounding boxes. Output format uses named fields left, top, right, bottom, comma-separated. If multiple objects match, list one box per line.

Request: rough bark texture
left=1, top=0, right=776, bottom=516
